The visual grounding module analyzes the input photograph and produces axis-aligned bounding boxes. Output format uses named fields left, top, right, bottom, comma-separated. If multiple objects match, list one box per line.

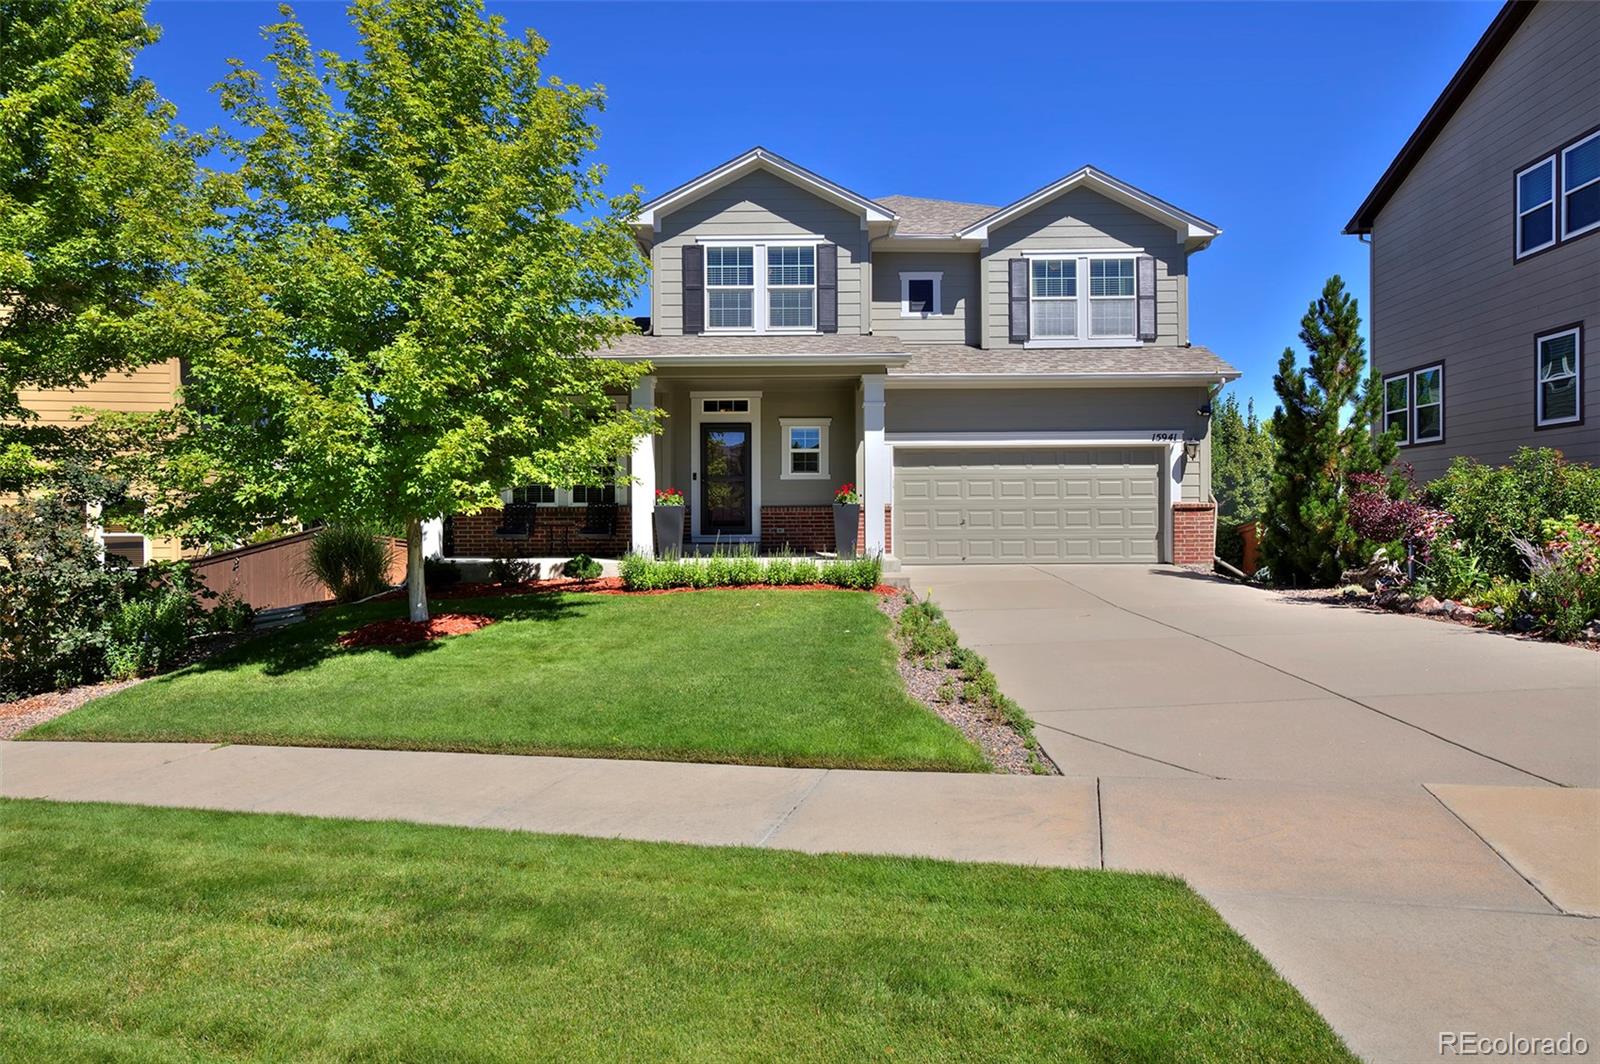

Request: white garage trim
left=886, top=430, right=1186, bottom=563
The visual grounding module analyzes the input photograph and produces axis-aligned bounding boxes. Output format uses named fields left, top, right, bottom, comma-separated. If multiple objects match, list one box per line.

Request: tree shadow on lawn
left=175, top=592, right=590, bottom=680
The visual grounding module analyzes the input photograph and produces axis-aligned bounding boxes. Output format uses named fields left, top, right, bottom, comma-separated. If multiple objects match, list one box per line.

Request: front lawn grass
left=27, top=590, right=988, bottom=772
left=2, top=799, right=1353, bottom=1061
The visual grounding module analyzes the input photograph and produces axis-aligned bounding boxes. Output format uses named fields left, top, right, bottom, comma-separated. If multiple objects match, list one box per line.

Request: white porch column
left=861, top=373, right=888, bottom=556
left=420, top=518, right=444, bottom=560
left=629, top=374, right=658, bottom=556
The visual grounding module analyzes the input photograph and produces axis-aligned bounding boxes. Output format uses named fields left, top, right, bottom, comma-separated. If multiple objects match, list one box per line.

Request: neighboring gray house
left=439, top=147, right=1237, bottom=566
left=1346, top=0, right=1599, bottom=481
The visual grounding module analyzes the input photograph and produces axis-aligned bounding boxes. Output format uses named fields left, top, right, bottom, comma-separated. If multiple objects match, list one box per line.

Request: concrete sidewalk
left=4, top=738, right=1596, bottom=1061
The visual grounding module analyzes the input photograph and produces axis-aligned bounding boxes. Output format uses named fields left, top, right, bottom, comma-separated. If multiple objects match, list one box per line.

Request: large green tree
left=1210, top=389, right=1275, bottom=523
left=0, top=0, right=203, bottom=481
left=139, top=0, right=656, bottom=620
left=1261, top=276, right=1396, bottom=586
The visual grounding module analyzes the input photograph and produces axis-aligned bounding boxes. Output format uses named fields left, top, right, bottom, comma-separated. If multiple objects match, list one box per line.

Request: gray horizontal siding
left=651, top=170, right=868, bottom=336
left=978, top=186, right=1188, bottom=348
left=1369, top=0, right=1600, bottom=480
left=886, top=386, right=1211, bottom=501
left=869, top=252, right=980, bottom=345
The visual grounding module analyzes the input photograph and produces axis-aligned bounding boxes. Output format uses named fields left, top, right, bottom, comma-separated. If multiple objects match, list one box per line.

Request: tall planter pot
left=833, top=503, right=861, bottom=558
left=653, top=506, right=684, bottom=559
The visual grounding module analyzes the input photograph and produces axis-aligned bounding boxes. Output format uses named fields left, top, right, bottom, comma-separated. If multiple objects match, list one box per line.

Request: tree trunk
left=406, top=517, right=429, bottom=622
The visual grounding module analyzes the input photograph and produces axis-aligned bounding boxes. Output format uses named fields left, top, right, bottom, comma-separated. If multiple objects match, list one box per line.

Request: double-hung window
left=1516, top=157, right=1557, bottom=257
left=1088, top=257, right=1136, bottom=338
left=1029, top=254, right=1138, bottom=341
left=1029, top=259, right=1078, bottom=338
left=1562, top=130, right=1600, bottom=240
left=510, top=484, right=556, bottom=506
left=704, top=243, right=815, bottom=333
left=1536, top=327, right=1582, bottom=427
left=779, top=418, right=829, bottom=479
left=705, top=245, right=755, bottom=329
left=1382, top=364, right=1444, bottom=445
left=766, top=245, right=816, bottom=330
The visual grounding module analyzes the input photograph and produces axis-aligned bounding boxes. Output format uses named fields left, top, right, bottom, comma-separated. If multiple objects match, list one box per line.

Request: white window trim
left=1025, top=253, right=1139, bottom=348
left=703, top=243, right=756, bottom=333
left=689, top=390, right=762, bottom=541
left=1561, top=130, right=1600, bottom=241
left=1411, top=364, right=1444, bottom=445
left=1536, top=327, right=1583, bottom=428
left=699, top=238, right=819, bottom=336
left=779, top=417, right=831, bottom=480
left=899, top=272, right=943, bottom=317
left=100, top=532, right=149, bottom=567
left=1516, top=155, right=1557, bottom=258
left=1382, top=372, right=1411, bottom=444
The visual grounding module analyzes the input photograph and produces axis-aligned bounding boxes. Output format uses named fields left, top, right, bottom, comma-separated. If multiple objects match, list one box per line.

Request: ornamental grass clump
left=304, top=526, right=390, bottom=602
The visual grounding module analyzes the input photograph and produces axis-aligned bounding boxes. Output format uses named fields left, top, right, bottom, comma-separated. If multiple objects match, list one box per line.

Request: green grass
left=1, top=799, right=1354, bottom=1062
left=26, top=590, right=988, bottom=772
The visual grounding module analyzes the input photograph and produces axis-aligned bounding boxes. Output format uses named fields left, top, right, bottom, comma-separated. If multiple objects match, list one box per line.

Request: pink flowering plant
left=654, top=488, right=685, bottom=507
left=834, top=482, right=861, bottom=505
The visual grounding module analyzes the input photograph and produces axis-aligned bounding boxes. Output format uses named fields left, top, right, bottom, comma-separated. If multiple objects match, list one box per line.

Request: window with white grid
left=1029, top=259, right=1077, bottom=338
left=706, top=245, right=755, bottom=329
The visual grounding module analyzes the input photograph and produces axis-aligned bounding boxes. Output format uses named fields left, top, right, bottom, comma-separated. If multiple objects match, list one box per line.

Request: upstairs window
left=705, top=245, right=755, bottom=329
left=1383, top=374, right=1410, bottom=439
left=900, top=272, right=942, bottom=317
left=1030, top=259, right=1077, bottom=338
left=1562, top=130, right=1600, bottom=240
left=1516, top=157, right=1556, bottom=257
left=1536, top=326, right=1582, bottom=427
left=766, top=245, right=815, bottom=330
left=1088, top=257, right=1136, bottom=338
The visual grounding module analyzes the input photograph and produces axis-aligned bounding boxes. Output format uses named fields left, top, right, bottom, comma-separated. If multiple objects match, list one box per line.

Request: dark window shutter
left=1136, top=254, right=1157, bottom=341
left=1008, top=258, right=1028, bottom=343
left=682, top=245, right=704, bottom=335
left=816, top=244, right=838, bottom=333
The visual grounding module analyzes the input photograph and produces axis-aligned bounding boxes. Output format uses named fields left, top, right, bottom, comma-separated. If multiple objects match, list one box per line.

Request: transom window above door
left=1029, top=254, right=1137, bottom=341
left=703, top=242, right=817, bottom=333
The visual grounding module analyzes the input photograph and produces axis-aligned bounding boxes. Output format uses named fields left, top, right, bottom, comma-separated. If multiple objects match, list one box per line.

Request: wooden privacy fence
left=189, top=531, right=408, bottom=612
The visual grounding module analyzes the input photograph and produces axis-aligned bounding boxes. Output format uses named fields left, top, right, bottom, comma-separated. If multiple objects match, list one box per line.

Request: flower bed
left=338, top=614, right=496, bottom=648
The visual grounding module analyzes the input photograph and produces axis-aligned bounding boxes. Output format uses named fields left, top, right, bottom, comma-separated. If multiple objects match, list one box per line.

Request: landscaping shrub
left=424, top=558, right=463, bottom=590
left=1414, top=538, right=1489, bottom=601
left=617, top=552, right=881, bottom=591
left=563, top=554, right=602, bottom=581
left=1426, top=448, right=1600, bottom=581
left=0, top=490, right=137, bottom=699
left=1514, top=519, right=1600, bottom=640
left=487, top=555, right=534, bottom=587
left=305, top=526, right=390, bottom=602
left=105, top=590, right=191, bottom=679
left=205, top=589, right=255, bottom=634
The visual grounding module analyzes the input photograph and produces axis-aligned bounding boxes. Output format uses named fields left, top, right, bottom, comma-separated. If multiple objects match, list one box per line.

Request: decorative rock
left=1582, top=620, right=1600, bottom=642
left=1340, top=558, right=1402, bottom=592
left=1416, top=595, right=1446, bottom=616
left=1513, top=613, right=1537, bottom=633
left=1374, top=589, right=1414, bottom=612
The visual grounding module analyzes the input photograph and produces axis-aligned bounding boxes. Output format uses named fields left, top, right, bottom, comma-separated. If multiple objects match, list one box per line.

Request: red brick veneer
left=1172, top=502, right=1217, bottom=566
left=444, top=507, right=631, bottom=558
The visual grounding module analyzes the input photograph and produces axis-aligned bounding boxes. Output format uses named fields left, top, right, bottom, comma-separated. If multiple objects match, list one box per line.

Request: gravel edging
left=1274, top=585, right=1600, bottom=652
left=878, top=591, right=1058, bottom=775
left=0, top=679, right=146, bottom=739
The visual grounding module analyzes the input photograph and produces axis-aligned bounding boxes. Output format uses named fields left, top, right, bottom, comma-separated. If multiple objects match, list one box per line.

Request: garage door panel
left=895, top=447, right=1162, bottom=565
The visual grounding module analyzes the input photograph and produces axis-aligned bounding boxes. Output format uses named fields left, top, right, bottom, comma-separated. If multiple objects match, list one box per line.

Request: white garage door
left=894, top=447, right=1162, bottom=564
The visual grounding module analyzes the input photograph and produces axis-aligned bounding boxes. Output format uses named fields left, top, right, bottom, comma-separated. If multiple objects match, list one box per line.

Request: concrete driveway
left=906, top=564, right=1600, bottom=1062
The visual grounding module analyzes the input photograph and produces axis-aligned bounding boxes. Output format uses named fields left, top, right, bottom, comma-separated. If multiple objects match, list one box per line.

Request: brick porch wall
left=1172, top=502, right=1217, bottom=566
left=758, top=505, right=893, bottom=555
left=444, top=507, right=631, bottom=558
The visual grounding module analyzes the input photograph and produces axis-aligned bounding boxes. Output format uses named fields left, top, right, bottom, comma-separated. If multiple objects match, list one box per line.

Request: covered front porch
left=426, top=363, right=894, bottom=563
left=627, top=366, right=892, bottom=558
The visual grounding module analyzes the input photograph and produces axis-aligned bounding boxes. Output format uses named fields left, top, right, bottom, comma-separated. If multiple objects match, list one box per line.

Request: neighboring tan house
left=440, top=147, right=1238, bottom=566
left=1345, top=0, right=1599, bottom=481
left=13, top=359, right=188, bottom=565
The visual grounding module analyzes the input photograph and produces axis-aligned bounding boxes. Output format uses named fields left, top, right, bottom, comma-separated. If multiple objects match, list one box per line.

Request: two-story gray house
left=440, top=147, right=1238, bottom=566
left=1346, top=0, right=1599, bottom=481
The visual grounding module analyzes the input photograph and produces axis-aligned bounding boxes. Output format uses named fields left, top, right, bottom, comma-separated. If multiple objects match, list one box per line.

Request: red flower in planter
left=834, top=482, right=860, bottom=505
left=655, top=488, right=685, bottom=506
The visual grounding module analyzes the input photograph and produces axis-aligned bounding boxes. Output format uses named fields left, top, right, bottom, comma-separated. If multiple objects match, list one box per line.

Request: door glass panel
left=702, top=426, right=751, bottom=532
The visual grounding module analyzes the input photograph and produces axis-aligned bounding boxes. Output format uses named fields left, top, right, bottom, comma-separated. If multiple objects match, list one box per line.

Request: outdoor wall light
left=1184, top=440, right=1201, bottom=462
left=1198, top=401, right=1213, bottom=418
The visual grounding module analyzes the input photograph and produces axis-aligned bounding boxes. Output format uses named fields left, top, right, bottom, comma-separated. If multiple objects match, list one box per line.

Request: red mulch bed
left=338, top=613, right=497, bottom=648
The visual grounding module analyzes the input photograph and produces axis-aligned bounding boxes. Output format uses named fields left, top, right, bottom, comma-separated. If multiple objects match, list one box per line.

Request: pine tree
left=1211, top=390, right=1275, bottom=522
left=1261, top=276, right=1397, bottom=586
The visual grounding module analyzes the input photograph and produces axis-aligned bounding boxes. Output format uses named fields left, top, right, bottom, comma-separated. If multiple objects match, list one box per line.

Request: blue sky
left=140, top=0, right=1500, bottom=413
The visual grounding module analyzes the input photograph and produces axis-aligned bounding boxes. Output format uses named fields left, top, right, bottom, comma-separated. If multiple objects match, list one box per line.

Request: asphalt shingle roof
left=876, top=195, right=998, bottom=235
left=893, top=344, right=1239, bottom=378
left=596, top=333, right=908, bottom=357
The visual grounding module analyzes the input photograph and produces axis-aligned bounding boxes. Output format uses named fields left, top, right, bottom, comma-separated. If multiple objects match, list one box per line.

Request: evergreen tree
left=1210, top=390, right=1275, bottom=522
left=1261, top=276, right=1397, bottom=586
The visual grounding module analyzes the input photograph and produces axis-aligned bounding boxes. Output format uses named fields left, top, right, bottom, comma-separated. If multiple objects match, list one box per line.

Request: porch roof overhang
left=591, top=332, right=912, bottom=369
left=888, top=343, right=1240, bottom=387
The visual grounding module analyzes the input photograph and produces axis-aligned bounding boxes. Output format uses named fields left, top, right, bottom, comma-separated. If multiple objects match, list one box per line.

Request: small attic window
left=900, top=272, right=942, bottom=317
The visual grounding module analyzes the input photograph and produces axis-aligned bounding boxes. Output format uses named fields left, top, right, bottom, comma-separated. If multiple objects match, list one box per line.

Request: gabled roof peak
left=632, top=146, right=897, bottom=231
